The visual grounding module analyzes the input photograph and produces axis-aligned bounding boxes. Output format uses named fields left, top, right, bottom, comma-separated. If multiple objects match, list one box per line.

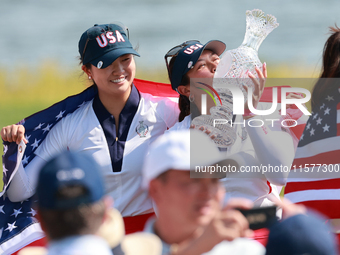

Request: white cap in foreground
left=142, top=129, right=240, bottom=189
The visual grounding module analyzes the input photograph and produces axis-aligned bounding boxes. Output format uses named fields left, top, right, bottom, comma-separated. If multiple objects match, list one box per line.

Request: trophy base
left=191, top=115, right=236, bottom=148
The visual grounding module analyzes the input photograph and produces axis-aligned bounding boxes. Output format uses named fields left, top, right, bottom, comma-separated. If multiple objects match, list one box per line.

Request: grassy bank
left=0, top=61, right=318, bottom=191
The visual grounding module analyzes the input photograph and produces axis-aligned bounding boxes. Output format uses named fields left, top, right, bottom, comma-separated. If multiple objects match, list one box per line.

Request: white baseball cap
left=142, top=129, right=240, bottom=189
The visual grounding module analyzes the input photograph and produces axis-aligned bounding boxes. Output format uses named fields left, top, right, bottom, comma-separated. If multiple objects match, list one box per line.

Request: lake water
left=1, top=0, right=340, bottom=73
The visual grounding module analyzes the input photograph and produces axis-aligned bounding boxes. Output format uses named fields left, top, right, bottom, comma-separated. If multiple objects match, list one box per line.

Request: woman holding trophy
left=164, top=10, right=305, bottom=213
left=165, top=40, right=290, bottom=205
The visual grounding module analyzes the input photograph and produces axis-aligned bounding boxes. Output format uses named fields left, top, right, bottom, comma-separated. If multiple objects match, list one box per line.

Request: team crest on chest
left=136, top=121, right=149, bottom=138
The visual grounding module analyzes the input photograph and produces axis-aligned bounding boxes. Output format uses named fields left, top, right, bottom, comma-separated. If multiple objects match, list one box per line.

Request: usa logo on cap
left=183, top=44, right=203, bottom=54
left=79, top=23, right=140, bottom=69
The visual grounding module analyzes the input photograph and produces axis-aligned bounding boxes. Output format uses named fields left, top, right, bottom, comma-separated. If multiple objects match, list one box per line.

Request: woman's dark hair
left=312, top=25, right=340, bottom=109
left=168, top=56, right=199, bottom=121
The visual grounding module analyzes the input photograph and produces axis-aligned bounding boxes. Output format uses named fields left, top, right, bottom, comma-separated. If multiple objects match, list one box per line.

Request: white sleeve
left=154, top=97, right=179, bottom=128
left=7, top=117, right=70, bottom=202
left=6, top=155, right=47, bottom=202
left=245, top=116, right=295, bottom=186
left=166, top=115, right=191, bottom=133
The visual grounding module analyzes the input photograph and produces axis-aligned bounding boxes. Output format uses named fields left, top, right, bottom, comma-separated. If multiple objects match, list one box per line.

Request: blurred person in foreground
left=19, top=151, right=162, bottom=255
left=142, top=129, right=266, bottom=255
left=33, top=150, right=113, bottom=255
left=140, top=127, right=337, bottom=255
left=265, top=201, right=337, bottom=255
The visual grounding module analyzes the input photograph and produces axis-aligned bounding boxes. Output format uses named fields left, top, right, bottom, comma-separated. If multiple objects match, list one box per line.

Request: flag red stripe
left=285, top=178, right=340, bottom=194
left=134, top=79, right=291, bottom=102
left=337, top=123, right=340, bottom=136
left=296, top=200, right=340, bottom=219
left=337, top=102, right=340, bottom=110
left=292, top=150, right=340, bottom=166
left=134, top=79, right=179, bottom=97
left=260, top=86, right=291, bottom=103
left=11, top=238, right=47, bottom=255
left=290, top=123, right=306, bottom=140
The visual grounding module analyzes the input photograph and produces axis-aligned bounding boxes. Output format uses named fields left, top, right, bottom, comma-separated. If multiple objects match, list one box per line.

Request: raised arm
left=245, top=117, right=294, bottom=185
left=244, top=64, right=295, bottom=185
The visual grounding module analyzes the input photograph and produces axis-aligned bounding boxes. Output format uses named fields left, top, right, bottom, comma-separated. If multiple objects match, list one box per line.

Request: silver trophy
left=192, top=9, right=279, bottom=148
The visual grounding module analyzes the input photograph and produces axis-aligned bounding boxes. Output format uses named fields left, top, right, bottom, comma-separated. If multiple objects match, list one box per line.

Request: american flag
left=0, top=84, right=97, bottom=254
left=0, top=79, right=179, bottom=254
left=284, top=87, right=340, bottom=219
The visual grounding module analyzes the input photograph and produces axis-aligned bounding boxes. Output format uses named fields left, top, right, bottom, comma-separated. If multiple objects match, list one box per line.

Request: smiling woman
left=1, top=22, right=179, bottom=254
left=82, top=54, right=137, bottom=124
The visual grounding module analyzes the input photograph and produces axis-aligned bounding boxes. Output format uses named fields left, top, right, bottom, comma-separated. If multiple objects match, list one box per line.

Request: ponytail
left=168, top=56, right=193, bottom=121
left=178, top=95, right=190, bottom=122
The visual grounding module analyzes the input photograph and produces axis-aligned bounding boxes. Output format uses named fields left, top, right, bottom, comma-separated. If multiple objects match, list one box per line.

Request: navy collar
left=93, top=84, right=140, bottom=124
left=92, top=84, right=140, bottom=172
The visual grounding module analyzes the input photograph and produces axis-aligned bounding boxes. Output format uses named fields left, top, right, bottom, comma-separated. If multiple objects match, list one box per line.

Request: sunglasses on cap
left=164, top=40, right=201, bottom=81
left=81, top=22, right=130, bottom=62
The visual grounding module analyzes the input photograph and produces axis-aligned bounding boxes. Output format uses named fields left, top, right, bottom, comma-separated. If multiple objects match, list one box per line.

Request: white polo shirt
left=34, top=91, right=179, bottom=216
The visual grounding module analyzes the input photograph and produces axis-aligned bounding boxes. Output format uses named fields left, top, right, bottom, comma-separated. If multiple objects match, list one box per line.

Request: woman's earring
left=189, top=94, right=195, bottom=102
left=89, top=76, right=92, bottom=80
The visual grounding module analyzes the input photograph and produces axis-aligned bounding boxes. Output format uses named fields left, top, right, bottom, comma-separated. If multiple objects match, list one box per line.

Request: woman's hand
left=244, top=63, right=267, bottom=112
left=1, top=125, right=27, bottom=144
left=190, top=124, right=217, bottom=140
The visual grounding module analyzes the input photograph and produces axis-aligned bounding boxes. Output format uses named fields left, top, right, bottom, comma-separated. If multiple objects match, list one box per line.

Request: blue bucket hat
left=165, top=40, right=226, bottom=91
left=79, top=23, right=140, bottom=69
left=37, top=151, right=105, bottom=210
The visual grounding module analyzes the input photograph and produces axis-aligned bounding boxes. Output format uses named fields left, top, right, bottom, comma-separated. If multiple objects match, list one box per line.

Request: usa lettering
left=184, top=44, right=204, bottom=54
left=96, top=30, right=125, bottom=48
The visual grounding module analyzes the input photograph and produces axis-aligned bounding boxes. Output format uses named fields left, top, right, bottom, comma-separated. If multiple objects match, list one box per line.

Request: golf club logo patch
left=97, top=61, right=103, bottom=69
left=136, top=121, right=149, bottom=138
left=188, top=61, right=193, bottom=69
